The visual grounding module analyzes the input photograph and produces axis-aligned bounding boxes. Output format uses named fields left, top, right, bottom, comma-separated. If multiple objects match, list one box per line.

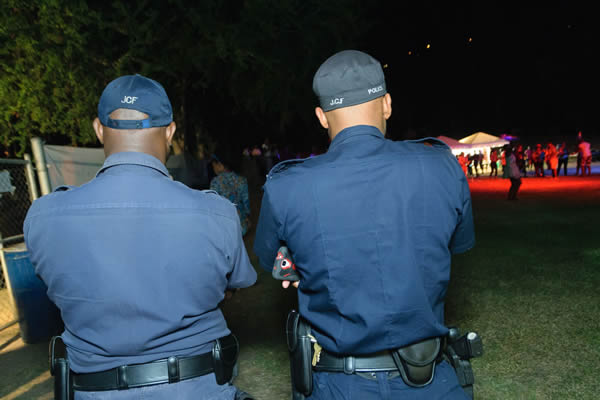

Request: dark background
left=1, top=1, right=598, bottom=156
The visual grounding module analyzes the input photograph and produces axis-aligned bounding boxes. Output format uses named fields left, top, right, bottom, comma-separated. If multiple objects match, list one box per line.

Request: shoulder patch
left=406, top=137, right=450, bottom=149
left=267, top=158, right=309, bottom=180
left=53, top=185, right=75, bottom=192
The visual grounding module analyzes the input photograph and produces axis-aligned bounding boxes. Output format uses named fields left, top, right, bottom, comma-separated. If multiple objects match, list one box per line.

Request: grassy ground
left=1, top=173, right=599, bottom=399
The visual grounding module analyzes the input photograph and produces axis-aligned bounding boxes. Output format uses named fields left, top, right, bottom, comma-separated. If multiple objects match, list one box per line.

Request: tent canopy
left=436, top=135, right=471, bottom=149
left=459, top=132, right=509, bottom=147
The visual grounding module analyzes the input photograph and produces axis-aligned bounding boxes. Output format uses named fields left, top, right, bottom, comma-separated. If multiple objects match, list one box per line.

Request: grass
left=1, top=175, right=598, bottom=399
left=222, top=177, right=600, bottom=399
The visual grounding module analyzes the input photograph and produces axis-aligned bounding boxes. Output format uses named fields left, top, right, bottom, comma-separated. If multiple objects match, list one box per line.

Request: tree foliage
left=1, top=0, right=373, bottom=156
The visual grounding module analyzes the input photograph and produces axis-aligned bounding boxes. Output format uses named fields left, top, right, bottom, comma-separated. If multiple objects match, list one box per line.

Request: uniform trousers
left=74, top=372, right=238, bottom=400
left=306, top=360, right=469, bottom=400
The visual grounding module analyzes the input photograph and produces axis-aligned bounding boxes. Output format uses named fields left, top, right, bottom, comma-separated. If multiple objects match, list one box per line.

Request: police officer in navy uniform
left=254, top=50, right=475, bottom=399
left=24, top=74, right=257, bottom=399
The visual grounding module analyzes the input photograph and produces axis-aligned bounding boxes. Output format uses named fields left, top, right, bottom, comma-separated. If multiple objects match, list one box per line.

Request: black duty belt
left=314, top=349, right=398, bottom=374
left=72, top=352, right=214, bottom=391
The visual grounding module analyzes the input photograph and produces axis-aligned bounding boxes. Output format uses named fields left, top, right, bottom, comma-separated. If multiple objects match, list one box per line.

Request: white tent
left=459, top=132, right=509, bottom=147
left=436, top=136, right=472, bottom=156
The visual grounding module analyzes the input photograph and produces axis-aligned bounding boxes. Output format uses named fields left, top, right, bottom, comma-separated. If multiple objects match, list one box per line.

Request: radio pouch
left=286, top=310, right=313, bottom=398
left=49, top=336, right=73, bottom=400
left=212, top=334, right=240, bottom=385
left=391, top=337, right=441, bottom=388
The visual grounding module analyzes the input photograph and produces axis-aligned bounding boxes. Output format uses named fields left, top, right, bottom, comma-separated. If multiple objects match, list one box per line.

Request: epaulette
left=53, top=185, right=75, bottom=192
left=406, top=137, right=450, bottom=149
left=267, top=158, right=309, bottom=180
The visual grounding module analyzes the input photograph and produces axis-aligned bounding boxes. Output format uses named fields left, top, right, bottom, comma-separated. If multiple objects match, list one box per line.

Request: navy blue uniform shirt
left=254, top=125, right=474, bottom=355
left=24, top=152, right=257, bottom=373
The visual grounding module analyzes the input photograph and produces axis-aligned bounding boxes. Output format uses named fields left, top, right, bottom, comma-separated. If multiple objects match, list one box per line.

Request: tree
left=1, top=0, right=373, bottom=156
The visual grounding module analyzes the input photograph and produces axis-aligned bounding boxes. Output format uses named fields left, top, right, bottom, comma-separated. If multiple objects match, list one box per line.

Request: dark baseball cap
left=312, top=50, right=387, bottom=112
left=98, top=74, right=173, bottom=129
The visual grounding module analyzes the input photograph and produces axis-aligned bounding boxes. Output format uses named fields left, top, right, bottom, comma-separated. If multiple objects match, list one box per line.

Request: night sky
left=362, top=2, right=598, bottom=147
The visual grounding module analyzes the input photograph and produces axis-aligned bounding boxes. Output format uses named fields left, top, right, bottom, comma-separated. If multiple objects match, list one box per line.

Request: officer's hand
left=281, top=280, right=299, bottom=289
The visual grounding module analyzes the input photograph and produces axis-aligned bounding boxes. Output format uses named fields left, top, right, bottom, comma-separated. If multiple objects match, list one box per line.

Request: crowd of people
left=456, top=135, right=594, bottom=179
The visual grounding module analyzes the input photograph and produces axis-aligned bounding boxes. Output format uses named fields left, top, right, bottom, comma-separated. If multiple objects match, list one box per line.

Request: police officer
left=254, top=50, right=475, bottom=399
left=24, top=74, right=257, bottom=399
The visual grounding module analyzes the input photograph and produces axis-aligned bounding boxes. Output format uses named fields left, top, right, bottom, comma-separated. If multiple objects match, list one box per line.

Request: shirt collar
left=327, top=125, right=384, bottom=153
left=96, top=152, right=170, bottom=178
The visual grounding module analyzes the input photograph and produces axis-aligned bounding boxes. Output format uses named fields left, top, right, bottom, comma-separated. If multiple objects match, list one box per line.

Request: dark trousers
left=307, top=361, right=469, bottom=400
left=557, top=158, right=568, bottom=176
left=489, top=162, right=498, bottom=176
left=508, top=178, right=522, bottom=200
left=534, top=161, right=545, bottom=177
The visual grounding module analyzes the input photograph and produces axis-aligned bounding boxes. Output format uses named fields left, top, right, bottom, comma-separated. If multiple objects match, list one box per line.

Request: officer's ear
left=382, top=93, right=392, bottom=120
left=165, top=121, right=177, bottom=147
left=93, top=118, right=104, bottom=144
left=315, top=107, right=329, bottom=130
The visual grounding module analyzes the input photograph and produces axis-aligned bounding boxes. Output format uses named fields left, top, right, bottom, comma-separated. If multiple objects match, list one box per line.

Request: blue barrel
left=3, top=243, right=63, bottom=343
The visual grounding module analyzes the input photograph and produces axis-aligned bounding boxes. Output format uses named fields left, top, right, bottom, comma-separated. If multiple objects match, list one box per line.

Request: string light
left=426, top=43, right=431, bottom=49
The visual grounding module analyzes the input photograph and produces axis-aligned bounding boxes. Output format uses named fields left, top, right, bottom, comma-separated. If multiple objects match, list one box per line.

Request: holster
left=212, top=333, right=240, bottom=385
left=49, top=336, right=73, bottom=400
left=286, top=310, right=313, bottom=399
left=391, top=337, right=441, bottom=388
left=444, top=327, right=484, bottom=400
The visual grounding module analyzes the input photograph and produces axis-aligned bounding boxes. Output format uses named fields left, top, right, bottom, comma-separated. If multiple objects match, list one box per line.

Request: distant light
left=408, top=51, right=412, bottom=55
left=426, top=44, right=431, bottom=49
left=468, top=37, right=473, bottom=42
left=383, top=64, right=388, bottom=68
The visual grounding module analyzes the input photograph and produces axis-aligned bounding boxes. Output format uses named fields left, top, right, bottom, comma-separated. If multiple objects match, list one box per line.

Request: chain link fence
left=1, top=158, right=37, bottom=327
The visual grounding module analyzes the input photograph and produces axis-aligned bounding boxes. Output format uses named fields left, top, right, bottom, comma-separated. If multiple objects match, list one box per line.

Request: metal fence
left=0, top=157, right=38, bottom=328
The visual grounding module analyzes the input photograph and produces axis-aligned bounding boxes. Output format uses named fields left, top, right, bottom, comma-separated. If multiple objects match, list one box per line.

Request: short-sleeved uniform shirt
left=24, top=152, right=257, bottom=373
left=254, top=125, right=474, bottom=355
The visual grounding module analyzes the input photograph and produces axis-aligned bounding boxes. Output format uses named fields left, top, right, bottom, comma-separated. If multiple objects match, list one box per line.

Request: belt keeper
left=343, top=356, right=355, bottom=374
left=117, top=365, right=128, bottom=390
left=167, top=356, right=180, bottom=383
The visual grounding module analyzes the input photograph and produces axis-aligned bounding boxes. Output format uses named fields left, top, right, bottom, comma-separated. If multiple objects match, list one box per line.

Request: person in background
left=577, top=136, right=592, bottom=176
left=545, top=142, right=559, bottom=178
left=515, top=144, right=525, bottom=177
left=557, top=142, right=569, bottom=176
left=458, top=152, right=469, bottom=176
left=489, top=148, right=499, bottom=177
left=210, top=146, right=251, bottom=236
left=504, top=145, right=522, bottom=200
left=532, top=144, right=544, bottom=177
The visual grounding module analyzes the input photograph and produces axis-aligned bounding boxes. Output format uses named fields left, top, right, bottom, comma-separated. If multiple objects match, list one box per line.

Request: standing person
left=504, top=146, right=522, bottom=200
left=557, top=142, right=569, bottom=176
left=489, top=148, right=499, bottom=177
left=545, top=142, right=559, bottom=178
left=577, top=136, right=592, bottom=176
left=254, top=50, right=474, bottom=399
left=525, top=145, right=533, bottom=172
left=457, top=152, right=469, bottom=176
left=532, top=144, right=544, bottom=177
left=210, top=146, right=252, bottom=236
left=473, top=151, right=481, bottom=178
left=24, top=74, right=257, bottom=400
left=515, top=144, right=525, bottom=177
